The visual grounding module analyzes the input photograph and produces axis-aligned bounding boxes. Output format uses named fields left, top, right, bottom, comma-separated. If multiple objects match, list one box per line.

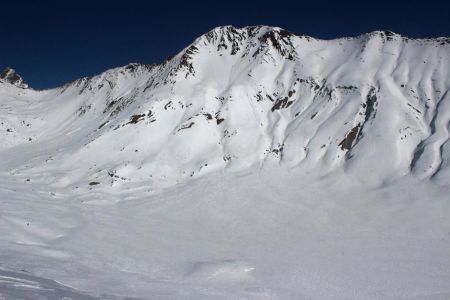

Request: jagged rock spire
left=0, top=67, right=29, bottom=88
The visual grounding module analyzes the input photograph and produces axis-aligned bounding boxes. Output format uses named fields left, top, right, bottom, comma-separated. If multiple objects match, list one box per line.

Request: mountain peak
left=0, top=67, right=28, bottom=89
left=172, top=26, right=301, bottom=78
left=200, top=25, right=296, bottom=47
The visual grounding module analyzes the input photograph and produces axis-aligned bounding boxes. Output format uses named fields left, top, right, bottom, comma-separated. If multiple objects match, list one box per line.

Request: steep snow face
left=1, top=26, right=449, bottom=191
left=1, top=26, right=450, bottom=300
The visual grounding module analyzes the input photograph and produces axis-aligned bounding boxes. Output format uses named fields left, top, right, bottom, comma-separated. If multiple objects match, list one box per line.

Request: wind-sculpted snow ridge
left=0, top=269, right=144, bottom=300
left=0, top=26, right=450, bottom=300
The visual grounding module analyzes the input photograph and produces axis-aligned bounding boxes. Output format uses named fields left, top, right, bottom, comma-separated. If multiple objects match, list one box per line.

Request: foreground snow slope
left=0, top=26, right=449, bottom=299
left=1, top=167, right=449, bottom=299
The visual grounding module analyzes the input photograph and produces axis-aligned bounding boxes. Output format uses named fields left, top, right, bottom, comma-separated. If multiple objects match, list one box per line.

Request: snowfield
left=0, top=26, right=449, bottom=299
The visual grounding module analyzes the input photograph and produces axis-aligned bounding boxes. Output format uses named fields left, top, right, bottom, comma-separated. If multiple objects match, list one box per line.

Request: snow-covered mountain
left=1, top=26, right=449, bottom=299
left=1, top=26, right=449, bottom=189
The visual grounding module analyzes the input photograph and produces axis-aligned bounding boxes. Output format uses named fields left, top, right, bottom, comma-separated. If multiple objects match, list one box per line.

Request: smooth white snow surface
left=0, top=26, right=449, bottom=299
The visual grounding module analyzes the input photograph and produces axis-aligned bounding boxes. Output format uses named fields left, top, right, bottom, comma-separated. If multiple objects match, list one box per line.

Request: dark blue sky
left=1, top=0, right=449, bottom=89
